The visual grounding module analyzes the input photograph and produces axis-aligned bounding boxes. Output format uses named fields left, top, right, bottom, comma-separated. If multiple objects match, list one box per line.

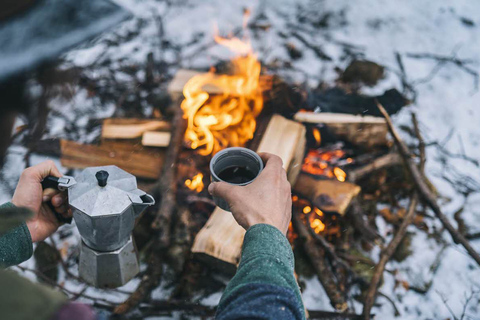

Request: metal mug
left=210, top=147, right=264, bottom=211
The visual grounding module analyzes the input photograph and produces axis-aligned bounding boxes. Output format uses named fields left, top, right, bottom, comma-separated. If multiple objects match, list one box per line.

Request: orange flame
left=181, top=23, right=263, bottom=155
left=185, top=173, right=204, bottom=192
left=333, top=167, right=346, bottom=182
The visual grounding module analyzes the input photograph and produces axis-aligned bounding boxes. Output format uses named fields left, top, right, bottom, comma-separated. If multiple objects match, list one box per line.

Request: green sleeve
left=0, top=202, right=34, bottom=268
left=219, top=223, right=305, bottom=317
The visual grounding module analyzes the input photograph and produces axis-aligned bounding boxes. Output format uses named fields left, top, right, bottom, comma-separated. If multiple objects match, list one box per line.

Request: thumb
left=208, top=182, right=240, bottom=202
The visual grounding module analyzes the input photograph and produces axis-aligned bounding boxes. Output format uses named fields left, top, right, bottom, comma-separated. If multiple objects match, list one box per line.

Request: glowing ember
left=333, top=167, right=346, bottom=182
left=302, top=149, right=348, bottom=181
left=314, top=207, right=324, bottom=217
left=181, top=19, right=263, bottom=155
left=185, top=173, right=204, bottom=192
left=310, top=218, right=326, bottom=233
left=303, top=206, right=312, bottom=214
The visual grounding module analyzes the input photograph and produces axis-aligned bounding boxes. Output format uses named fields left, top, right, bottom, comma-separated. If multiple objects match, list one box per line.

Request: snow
left=1, top=0, right=480, bottom=319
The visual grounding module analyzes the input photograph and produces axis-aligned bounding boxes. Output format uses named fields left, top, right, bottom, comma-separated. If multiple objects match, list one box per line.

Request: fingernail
left=54, top=197, right=64, bottom=206
left=208, top=183, right=215, bottom=195
left=42, top=196, right=50, bottom=202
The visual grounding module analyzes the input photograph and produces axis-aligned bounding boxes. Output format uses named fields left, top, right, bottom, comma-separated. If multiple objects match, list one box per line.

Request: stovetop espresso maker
left=43, top=165, right=155, bottom=288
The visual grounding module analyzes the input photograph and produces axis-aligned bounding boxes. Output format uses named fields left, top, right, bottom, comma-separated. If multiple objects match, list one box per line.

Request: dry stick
left=151, top=105, right=187, bottom=247
left=362, top=194, right=418, bottom=319
left=113, top=253, right=163, bottom=314
left=376, top=101, right=480, bottom=266
left=347, top=152, right=402, bottom=183
left=115, top=106, right=187, bottom=315
left=292, top=213, right=348, bottom=312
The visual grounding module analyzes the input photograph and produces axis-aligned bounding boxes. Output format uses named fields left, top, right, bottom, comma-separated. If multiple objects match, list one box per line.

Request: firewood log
left=101, top=118, right=170, bottom=139
left=294, top=173, right=361, bottom=216
left=191, top=114, right=306, bottom=266
left=294, top=111, right=388, bottom=149
left=60, top=139, right=165, bottom=179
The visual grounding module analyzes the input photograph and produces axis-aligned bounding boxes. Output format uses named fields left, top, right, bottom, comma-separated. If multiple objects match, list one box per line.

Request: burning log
left=294, top=111, right=388, bottom=149
left=101, top=118, right=171, bottom=139
left=294, top=173, right=361, bottom=216
left=60, top=139, right=165, bottom=179
left=191, top=114, right=306, bottom=266
left=168, top=69, right=273, bottom=100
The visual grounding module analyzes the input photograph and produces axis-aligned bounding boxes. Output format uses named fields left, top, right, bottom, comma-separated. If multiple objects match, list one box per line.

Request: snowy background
left=1, top=0, right=480, bottom=319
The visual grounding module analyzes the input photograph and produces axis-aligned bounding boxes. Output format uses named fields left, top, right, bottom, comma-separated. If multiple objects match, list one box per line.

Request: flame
left=181, top=21, right=263, bottom=155
left=185, top=173, right=204, bottom=192
left=312, top=128, right=321, bottom=146
left=303, top=206, right=312, bottom=214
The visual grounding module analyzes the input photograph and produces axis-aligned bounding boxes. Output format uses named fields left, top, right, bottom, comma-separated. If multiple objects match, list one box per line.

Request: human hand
left=11, top=160, right=70, bottom=242
left=208, top=153, right=292, bottom=235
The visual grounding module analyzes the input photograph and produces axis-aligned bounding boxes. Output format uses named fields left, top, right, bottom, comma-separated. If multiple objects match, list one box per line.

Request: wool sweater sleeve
left=216, top=223, right=305, bottom=320
left=0, top=202, right=34, bottom=268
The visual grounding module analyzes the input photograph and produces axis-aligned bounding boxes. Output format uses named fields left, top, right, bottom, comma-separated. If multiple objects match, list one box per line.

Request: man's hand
left=11, top=160, right=70, bottom=242
left=208, top=153, right=291, bottom=235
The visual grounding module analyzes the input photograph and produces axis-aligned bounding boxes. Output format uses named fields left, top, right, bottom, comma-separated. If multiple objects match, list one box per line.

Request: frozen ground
left=1, top=0, right=480, bottom=319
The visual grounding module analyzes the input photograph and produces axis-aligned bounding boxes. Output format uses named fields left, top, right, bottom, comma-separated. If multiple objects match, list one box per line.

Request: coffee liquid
left=217, top=166, right=257, bottom=184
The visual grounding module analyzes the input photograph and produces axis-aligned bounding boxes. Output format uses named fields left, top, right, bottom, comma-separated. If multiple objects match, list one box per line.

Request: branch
left=376, top=101, right=480, bottom=266
left=293, top=213, right=348, bottom=311
left=362, top=194, right=418, bottom=319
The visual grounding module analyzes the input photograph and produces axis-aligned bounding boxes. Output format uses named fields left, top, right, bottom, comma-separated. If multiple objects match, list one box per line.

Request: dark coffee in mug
left=217, top=165, right=257, bottom=184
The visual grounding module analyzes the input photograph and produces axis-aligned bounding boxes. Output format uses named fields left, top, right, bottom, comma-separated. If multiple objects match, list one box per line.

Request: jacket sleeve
left=0, top=202, right=34, bottom=268
left=216, top=224, right=305, bottom=320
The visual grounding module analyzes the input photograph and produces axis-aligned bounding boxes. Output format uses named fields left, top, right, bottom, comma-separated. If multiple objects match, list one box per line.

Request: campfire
left=26, top=10, right=479, bottom=320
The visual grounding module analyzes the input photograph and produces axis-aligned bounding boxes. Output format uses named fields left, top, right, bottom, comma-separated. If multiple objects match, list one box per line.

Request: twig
left=347, top=152, right=402, bottom=183
left=151, top=105, right=187, bottom=246
left=411, top=113, right=425, bottom=172
left=378, top=292, right=401, bottom=317
left=377, top=101, right=480, bottom=266
left=362, top=194, right=418, bottom=319
left=113, top=250, right=163, bottom=315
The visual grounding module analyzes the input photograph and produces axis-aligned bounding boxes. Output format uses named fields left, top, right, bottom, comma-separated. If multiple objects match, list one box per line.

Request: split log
left=347, top=152, right=402, bottom=183
left=191, top=114, right=306, bottom=266
left=168, top=69, right=273, bottom=99
left=60, top=139, right=165, bottom=179
left=377, top=101, right=480, bottom=267
left=142, top=131, right=171, bottom=147
left=293, top=212, right=348, bottom=311
left=294, top=173, right=361, bottom=216
left=362, top=194, right=418, bottom=319
left=294, top=111, right=388, bottom=149
left=101, top=118, right=170, bottom=139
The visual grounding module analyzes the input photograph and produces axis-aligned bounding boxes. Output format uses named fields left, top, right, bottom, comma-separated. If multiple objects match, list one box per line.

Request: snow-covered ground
left=1, top=0, right=480, bottom=319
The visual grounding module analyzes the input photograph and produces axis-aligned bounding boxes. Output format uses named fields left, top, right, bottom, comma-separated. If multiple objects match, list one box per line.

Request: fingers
left=23, top=160, right=62, bottom=182
left=208, top=181, right=241, bottom=203
left=258, top=152, right=284, bottom=169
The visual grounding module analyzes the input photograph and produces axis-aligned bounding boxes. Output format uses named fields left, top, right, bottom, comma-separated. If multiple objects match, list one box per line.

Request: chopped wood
left=362, top=194, right=418, bottom=320
left=102, top=118, right=170, bottom=139
left=294, top=111, right=388, bottom=148
left=347, top=152, right=402, bottom=182
left=377, top=101, right=480, bottom=267
left=294, top=173, right=361, bottom=216
left=60, top=139, right=165, bottom=179
left=191, top=114, right=306, bottom=266
left=168, top=69, right=273, bottom=99
left=142, top=131, right=171, bottom=147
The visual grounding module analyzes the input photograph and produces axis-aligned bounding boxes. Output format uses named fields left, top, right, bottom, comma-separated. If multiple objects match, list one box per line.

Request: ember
left=181, top=20, right=263, bottom=155
left=302, top=148, right=349, bottom=182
